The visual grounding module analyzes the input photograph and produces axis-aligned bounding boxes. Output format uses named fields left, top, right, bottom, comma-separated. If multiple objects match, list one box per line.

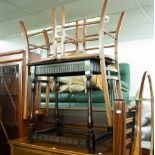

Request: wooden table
left=9, top=138, right=112, bottom=155
left=28, top=55, right=114, bottom=153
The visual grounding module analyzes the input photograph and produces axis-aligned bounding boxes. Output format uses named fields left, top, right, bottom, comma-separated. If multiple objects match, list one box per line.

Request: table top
left=28, top=53, right=115, bottom=66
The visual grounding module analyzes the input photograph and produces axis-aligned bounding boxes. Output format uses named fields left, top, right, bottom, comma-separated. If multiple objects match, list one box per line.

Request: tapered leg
left=86, top=74, right=95, bottom=153
left=28, top=66, right=36, bottom=143
left=54, top=77, right=60, bottom=135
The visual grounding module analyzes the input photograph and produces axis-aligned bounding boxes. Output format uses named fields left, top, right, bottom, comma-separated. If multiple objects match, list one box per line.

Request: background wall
left=0, top=40, right=22, bottom=52
left=118, top=38, right=154, bottom=97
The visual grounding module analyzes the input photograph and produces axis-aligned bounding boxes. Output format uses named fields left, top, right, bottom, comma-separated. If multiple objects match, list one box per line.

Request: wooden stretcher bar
left=29, top=44, right=48, bottom=50
left=85, top=44, right=115, bottom=51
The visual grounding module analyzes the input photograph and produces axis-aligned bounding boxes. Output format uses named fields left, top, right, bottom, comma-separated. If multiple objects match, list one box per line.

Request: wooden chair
left=113, top=72, right=154, bottom=155
left=19, top=21, right=53, bottom=119
left=131, top=71, right=154, bottom=155
left=113, top=100, right=136, bottom=155
left=58, top=2, right=125, bottom=126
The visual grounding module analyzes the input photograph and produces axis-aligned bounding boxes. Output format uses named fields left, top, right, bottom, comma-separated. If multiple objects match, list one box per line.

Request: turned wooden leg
left=86, top=74, right=95, bottom=153
left=28, top=66, right=36, bottom=143
left=54, top=77, right=60, bottom=135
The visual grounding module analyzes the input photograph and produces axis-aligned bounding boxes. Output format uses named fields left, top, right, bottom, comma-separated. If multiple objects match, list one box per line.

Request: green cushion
left=41, top=88, right=129, bottom=105
left=41, top=93, right=71, bottom=102
left=41, top=102, right=71, bottom=108
left=70, top=91, right=105, bottom=103
left=41, top=91, right=105, bottom=103
left=41, top=102, right=106, bottom=108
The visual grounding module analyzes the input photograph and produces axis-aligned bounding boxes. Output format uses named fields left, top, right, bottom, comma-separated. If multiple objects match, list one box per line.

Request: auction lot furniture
left=19, top=0, right=125, bottom=127
left=18, top=0, right=131, bottom=153
left=18, top=0, right=154, bottom=154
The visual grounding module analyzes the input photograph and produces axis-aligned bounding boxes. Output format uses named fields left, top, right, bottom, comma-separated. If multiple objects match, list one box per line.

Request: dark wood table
left=28, top=54, right=114, bottom=153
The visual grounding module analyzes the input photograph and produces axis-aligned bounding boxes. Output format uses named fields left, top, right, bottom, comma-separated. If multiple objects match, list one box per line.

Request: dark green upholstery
left=41, top=63, right=130, bottom=108
left=119, top=63, right=130, bottom=102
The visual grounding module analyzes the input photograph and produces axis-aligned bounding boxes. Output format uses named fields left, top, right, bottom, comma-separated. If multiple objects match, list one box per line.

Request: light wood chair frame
left=59, top=3, right=125, bottom=126
left=19, top=21, right=53, bottom=119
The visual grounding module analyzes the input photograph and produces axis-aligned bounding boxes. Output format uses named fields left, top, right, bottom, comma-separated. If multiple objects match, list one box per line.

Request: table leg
left=86, top=74, right=95, bottom=153
left=28, top=66, right=36, bottom=143
left=54, top=77, right=60, bottom=135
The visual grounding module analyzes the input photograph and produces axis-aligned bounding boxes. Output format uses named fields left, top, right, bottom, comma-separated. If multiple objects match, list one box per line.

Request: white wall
left=0, top=39, right=24, bottom=52
left=118, top=38, right=154, bottom=97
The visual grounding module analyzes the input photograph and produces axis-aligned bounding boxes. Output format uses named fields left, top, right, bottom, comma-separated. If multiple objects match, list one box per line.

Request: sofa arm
left=121, top=81, right=129, bottom=92
left=119, top=63, right=130, bottom=90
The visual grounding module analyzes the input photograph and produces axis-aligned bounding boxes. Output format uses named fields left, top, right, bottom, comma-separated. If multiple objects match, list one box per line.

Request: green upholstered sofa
left=41, top=63, right=130, bottom=109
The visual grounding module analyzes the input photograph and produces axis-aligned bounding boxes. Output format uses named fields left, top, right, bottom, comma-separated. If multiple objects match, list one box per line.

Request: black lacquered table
left=28, top=54, right=114, bottom=153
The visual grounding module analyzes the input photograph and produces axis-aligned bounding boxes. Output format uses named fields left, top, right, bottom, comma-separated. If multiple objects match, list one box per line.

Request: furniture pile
left=19, top=0, right=154, bottom=154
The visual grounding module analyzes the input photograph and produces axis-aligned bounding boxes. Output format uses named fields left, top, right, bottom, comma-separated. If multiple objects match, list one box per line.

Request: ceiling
left=0, top=0, right=154, bottom=52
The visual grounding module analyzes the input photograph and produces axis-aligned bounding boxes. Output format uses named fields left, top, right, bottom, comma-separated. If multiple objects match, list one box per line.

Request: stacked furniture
left=17, top=0, right=154, bottom=154
left=19, top=0, right=129, bottom=153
